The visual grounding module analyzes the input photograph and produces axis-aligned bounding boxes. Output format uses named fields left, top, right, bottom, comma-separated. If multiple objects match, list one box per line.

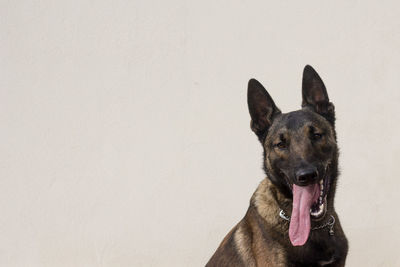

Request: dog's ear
left=248, top=79, right=281, bottom=140
left=302, top=65, right=335, bottom=124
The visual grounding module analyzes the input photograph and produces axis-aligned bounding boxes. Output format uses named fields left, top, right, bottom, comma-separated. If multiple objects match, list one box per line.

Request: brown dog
left=207, top=66, right=348, bottom=266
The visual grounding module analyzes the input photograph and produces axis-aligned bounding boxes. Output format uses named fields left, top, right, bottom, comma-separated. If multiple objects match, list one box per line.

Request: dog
left=206, top=66, right=348, bottom=266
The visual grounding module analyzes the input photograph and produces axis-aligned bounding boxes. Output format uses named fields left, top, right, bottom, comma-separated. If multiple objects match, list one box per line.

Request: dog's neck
left=251, top=177, right=337, bottom=230
left=251, top=178, right=292, bottom=228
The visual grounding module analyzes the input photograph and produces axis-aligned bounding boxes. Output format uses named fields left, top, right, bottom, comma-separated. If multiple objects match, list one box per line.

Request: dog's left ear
left=302, top=65, right=335, bottom=124
left=248, top=79, right=281, bottom=141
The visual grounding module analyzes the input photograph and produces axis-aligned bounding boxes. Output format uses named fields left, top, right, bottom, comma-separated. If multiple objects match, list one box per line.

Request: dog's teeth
left=319, top=180, right=324, bottom=197
left=310, top=202, right=325, bottom=217
left=310, top=197, right=327, bottom=218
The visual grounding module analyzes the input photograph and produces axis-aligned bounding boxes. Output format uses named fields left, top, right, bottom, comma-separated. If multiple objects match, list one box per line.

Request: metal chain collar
left=279, top=209, right=335, bottom=236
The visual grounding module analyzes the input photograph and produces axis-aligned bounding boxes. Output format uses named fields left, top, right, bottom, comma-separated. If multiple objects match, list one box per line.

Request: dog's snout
left=296, top=168, right=318, bottom=185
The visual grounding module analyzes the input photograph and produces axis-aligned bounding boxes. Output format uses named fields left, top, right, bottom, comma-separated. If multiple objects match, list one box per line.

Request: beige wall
left=1, top=1, right=399, bottom=266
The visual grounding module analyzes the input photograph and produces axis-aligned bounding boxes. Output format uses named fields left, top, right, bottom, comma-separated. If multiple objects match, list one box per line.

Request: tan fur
left=252, top=178, right=291, bottom=228
left=251, top=179, right=290, bottom=267
left=234, top=224, right=256, bottom=267
left=207, top=178, right=291, bottom=267
left=252, top=179, right=280, bottom=225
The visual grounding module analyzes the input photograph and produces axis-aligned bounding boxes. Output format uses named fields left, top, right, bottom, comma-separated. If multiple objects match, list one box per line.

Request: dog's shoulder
left=206, top=220, right=254, bottom=267
left=207, top=179, right=290, bottom=267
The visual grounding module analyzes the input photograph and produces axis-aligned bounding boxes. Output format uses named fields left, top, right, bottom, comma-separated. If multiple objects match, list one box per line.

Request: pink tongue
left=289, top=184, right=320, bottom=246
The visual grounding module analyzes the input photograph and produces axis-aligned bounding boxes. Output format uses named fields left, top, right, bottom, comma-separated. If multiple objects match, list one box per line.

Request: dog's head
left=248, top=65, right=339, bottom=246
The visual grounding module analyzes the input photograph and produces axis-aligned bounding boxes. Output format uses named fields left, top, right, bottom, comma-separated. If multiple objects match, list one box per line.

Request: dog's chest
left=288, top=237, right=339, bottom=266
left=318, top=257, right=335, bottom=266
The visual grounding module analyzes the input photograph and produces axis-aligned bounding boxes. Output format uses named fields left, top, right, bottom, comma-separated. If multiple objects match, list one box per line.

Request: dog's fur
left=206, top=66, right=348, bottom=266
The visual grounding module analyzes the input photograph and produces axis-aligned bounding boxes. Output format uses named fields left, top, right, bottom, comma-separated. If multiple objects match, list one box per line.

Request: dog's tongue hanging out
left=289, top=184, right=320, bottom=246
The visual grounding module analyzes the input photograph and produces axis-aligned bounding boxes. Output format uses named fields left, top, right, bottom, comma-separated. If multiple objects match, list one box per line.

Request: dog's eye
left=275, top=141, right=287, bottom=149
left=312, top=133, right=323, bottom=140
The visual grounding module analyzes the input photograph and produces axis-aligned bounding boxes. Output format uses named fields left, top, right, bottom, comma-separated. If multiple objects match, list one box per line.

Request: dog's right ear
left=247, top=79, right=281, bottom=140
left=302, top=65, right=335, bottom=125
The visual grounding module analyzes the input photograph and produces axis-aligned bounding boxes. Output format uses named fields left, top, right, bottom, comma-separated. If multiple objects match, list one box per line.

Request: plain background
left=1, top=1, right=400, bottom=266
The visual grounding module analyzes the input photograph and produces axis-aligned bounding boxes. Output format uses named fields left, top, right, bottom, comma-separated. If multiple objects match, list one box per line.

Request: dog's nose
left=296, top=168, right=318, bottom=185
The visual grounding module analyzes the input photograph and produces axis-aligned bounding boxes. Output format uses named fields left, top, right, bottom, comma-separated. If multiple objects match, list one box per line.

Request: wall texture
left=1, top=1, right=399, bottom=266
